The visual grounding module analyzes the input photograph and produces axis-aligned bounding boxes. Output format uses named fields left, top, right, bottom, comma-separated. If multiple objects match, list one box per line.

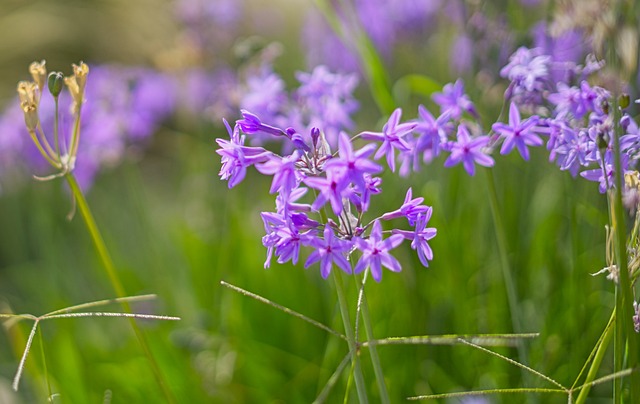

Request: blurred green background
left=0, top=0, right=617, bottom=403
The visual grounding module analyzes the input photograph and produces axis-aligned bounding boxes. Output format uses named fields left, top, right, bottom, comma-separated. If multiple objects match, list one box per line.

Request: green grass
left=0, top=124, right=615, bottom=402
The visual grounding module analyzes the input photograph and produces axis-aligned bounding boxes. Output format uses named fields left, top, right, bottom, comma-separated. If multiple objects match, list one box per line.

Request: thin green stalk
left=53, top=97, right=60, bottom=159
left=64, top=173, right=177, bottom=404
left=37, top=327, right=53, bottom=400
left=484, top=169, right=528, bottom=368
left=610, top=96, right=640, bottom=402
left=333, top=270, right=369, bottom=403
left=575, top=310, right=615, bottom=404
left=356, top=273, right=390, bottom=403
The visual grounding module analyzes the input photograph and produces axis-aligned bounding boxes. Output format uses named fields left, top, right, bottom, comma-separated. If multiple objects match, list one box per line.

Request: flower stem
left=64, top=173, right=177, bottom=403
left=484, top=168, right=529, bottom=376
left=332, top=270, right=369, bottom=403
left=357, top=274, right=390, bottom=403
left=610, top=96, right=640, bottom=402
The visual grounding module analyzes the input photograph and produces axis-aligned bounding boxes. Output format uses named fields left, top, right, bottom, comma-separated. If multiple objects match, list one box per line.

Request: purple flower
left=492, top=103, right=543, bottom=160
left=304, top=226, right=353, bottom=278
left=580, top=160, right=618, bottom=193
left=359, top=108, right=416, bottom=172
left=354, top=220, right=404, bottom=282
left=634, top=301, right=640, bottom=333
left=255, top=151, right=301, bottom=197
left=304, top=170, right=350, bottom=216
left=381, top=187, right=430, bottom=225
left=432, top=79, right=476, bottom=120
left=500, top=47, right=551, bottom=93
left=393, top=208, right=437, bottom=267
left=350, top=174, right=382, bottom=213
left=216, top=119, right=271, bottom=188
left=414, top=105, right=452, bottom=160
left=236, top=110, right=287, bottom=138
left=443, top=124, right=494, bottom=176
left=323, top=132, right=382, bottom=192
left=261, top=212, right=309, bottom=268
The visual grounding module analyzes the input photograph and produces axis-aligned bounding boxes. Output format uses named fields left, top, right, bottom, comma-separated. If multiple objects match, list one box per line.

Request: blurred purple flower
left=443, top=125, right=494, bottom=176
left=492, top=103, right=543, bottom=160
left=432, top=79, right=476, bottom=120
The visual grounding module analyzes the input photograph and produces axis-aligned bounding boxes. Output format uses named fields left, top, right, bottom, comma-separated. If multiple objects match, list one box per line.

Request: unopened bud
left=20, top=101, right=38, bottom=131
left=619, top=93, right=630, bottom=109
left=47, top=72, right=64, bottom=97
left=621, top=115, right=631, bottom=130
left=28, top=60, right=46, bottom=91
left=597, top=132, right=608, bottom=152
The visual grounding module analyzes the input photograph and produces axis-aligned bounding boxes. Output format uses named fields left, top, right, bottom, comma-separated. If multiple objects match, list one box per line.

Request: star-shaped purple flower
left=304, top=226, right=353, bottom=278
left=323, top=132, right=382, bottom=192
left=393, top=208, right=437, bottom=267
left=492, top=103, right=543, bottom=161
left=443, top=124, right=494, bottom=176
left=358, top=108, right=416, bottom=172
left=304, top=170, right=350, bottom=215
left=354, top=220, right=404, bottom=282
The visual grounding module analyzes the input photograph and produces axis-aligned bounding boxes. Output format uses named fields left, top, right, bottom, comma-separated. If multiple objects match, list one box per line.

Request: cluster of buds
left=17, top=60, right=89, bottom=179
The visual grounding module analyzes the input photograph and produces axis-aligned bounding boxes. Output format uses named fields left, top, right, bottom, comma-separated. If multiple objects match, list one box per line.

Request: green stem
left=357, top=275, right=390, bottom=403
left=37, top=327, right=53, bottom=400
left=575, top=310, right=615, bottom=404
left=610, top=96, right=640, bottom=402
left=484, top=169, right=529, bottom=375
left=64, top=173, right=177, bottom=404
left=333, top=270, right=369, bottom=403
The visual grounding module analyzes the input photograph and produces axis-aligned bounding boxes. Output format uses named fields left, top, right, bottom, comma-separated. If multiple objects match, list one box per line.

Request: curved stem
left=333, top=270, right=369, bottom=403
left=64, top=173, right=177, bottom=403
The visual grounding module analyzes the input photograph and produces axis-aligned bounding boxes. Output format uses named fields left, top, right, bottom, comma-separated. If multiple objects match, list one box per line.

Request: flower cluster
left=237, top=64, right=359, bottom=148
left=0, top=63, right=176, bottom=190
left=216, top=110, right=437, bottom=282
left=498, top=45, right=640, bottom=194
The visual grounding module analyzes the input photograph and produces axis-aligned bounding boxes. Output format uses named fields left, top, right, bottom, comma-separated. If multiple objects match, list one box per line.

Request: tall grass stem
left=64, top=173, right=177, bottom=404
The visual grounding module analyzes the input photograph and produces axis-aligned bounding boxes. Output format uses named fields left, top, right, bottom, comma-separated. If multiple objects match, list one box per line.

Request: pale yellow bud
left=29, top=60, right=47, bottom=92
left=17, top=81, right=39, bottom=105
left=72, top=62, right=89, bottom=93
left=64, top=75, right=81, bottom=107
left=20, top=101, right=39, bottom=131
